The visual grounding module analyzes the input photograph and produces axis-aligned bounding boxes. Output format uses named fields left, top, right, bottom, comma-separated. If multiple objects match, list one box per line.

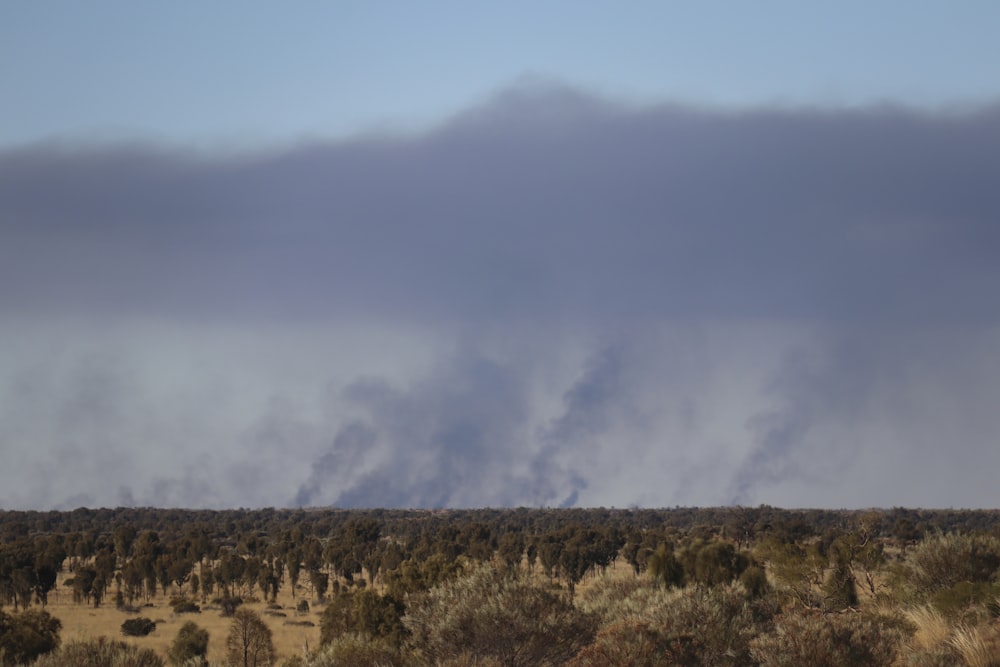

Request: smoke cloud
left=2, top=84, right=1000, bottom=509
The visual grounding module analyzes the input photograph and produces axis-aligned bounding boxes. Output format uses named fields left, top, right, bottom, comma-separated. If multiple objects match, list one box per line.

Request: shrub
left=900, top=646, right=963, bottom=667
left=575, top=574, right=648, bottom=622
left=567, top=618, right=699, bottom=666
left=303, top=633, right=404, bottom=666
left=403, top=562, right=596, bottom=667
left=572, top=581, right=776, bottom=666
left=32, top=638, right=164, bottom=667
left=682, top=540, right=750, bottom=587
left=822, top=561, right=859, bottom=611
left=750, top=611, right=901, bottom=666
left=0, top=609, right=62, bottom=666
left=739, top=565, right=771, bottom=599
left=903, top=532, right=1000, bottom=599
left=121, top=616, right=157, bottom=637
left=168, top=621, right=209, bottom=666
left=296, top=599, right=310, bottom=614
left=659, top=583, right=776, bottom=666
left=932, top=581, right=1000, bottom=620
left=170, top=597, right=202, bottom=614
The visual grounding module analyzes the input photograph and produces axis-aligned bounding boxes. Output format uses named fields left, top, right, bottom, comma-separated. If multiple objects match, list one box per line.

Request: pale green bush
left=749, top=611, right=901, bottom=666
left=403, top=561, right=596, bottom=667
left=31, top=638, right=164, bottom=667
left=302, top=632, right=404, bottom=666
left=902, top=532, right=1000, bottom=599
left=573, top=582, right=776, bottom=666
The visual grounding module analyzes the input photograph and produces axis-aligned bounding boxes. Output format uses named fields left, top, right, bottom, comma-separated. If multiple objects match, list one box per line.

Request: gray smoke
left=3, top=83, right=1000, bottom=509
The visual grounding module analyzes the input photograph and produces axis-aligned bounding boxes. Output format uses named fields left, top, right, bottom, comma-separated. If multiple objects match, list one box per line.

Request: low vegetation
left=121, top=616, right=158, bottom=637
left=3, top=506, right=1000, bottom=665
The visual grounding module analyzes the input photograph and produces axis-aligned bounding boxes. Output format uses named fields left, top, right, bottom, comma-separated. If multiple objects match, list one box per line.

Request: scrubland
left=3, top=506, right=1000, bottom=665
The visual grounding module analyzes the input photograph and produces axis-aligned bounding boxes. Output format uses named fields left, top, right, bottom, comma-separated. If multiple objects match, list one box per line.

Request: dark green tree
left=647, top=543, right=684, bottom=589
left=320, top=589, right=406, bottom=649
left=497, top=531, right=525, bottom=568
left=72, top=567, right=99, bottom=607
left=681, top=540, right=749, bottom=587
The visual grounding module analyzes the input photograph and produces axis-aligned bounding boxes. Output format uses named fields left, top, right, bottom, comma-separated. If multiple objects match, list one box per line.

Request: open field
left=43, top=571, right=321, bottom=665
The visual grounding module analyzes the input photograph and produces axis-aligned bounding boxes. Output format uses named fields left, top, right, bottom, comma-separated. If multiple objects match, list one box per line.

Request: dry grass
left=43, top=572, right=321, bottom=665
left=903, top=604, right=952, bottom=652
left=950, top=625, right=1000, bottom=667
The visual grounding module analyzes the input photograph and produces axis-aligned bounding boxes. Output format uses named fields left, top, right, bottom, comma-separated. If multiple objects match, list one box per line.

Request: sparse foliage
left=226, top=608, right=276, bottom=667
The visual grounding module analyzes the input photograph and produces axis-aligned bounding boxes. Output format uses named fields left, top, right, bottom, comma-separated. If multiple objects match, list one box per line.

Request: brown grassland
left=44, top=570, right=321, bottom=665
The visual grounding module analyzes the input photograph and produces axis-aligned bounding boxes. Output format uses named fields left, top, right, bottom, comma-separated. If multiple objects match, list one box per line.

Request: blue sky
left=3, top=3, right=1000, bottom=510
left=3, top=2, right=999, bottom=148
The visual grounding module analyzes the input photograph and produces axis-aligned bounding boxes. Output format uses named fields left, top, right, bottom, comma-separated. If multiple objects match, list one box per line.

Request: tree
left=308, top=569, right=329, bottom=602
left=169, top=621, right=209, bottom=666
left=319, top=589, right=406, bottom=649
left=497, top=532, right=524, bottom=567
left=760, top=538, right=827, bottom=608
left=72, top=567, right=100, bottom=607
left=680, top=540, right=749, bottom=587
left=822, top=559, right=859, bottom=611
left=647, top=543, right=684, bottom=589
left=113, top=525, right=137, bottom=567
left=33, top=539, right=65, bottom=607
left=903, top=531, right=1000, bottom=598
left=169, top=557, right=194, bottom=595
left=9, top=567, right=35, bottom=611
left=285, top=549, right=302, bottom=598
left=225, top=609, right=275, bottom=667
